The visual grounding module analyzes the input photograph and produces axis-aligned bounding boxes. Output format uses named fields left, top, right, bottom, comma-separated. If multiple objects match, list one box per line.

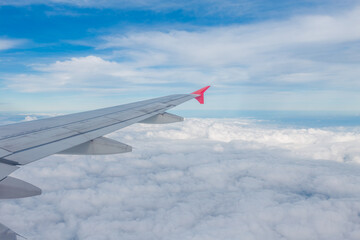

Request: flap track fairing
left=58, top=137, right=132, bottom=155
left=139, top=112, right=183, bottom=124
left=0, top=176, right=41, bottom=199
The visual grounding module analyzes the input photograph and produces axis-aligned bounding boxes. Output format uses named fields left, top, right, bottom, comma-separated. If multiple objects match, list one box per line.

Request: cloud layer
left=1, top=118, right=360, bottom=239
left=99, top=7, right=360, bottom=88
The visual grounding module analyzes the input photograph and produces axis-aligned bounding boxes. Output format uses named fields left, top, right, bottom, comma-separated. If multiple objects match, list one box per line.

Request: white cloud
left=4, top=56, right=155, bottom=93
left=0, top=39, right=24, bottom=51
left=7, top=7, right=360, bottom=92
left=4, top=7, right=360, bottom=111
left=23, top=116, right=38, bottom=121
left=1, top=119, right=360, bottom=239
left=4, top=55, right=231, bottom=93
left=99, top=7, right=360, bottom=88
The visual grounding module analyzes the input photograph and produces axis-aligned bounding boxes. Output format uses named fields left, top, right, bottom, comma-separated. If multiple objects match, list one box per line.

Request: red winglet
left=191, top=86, right=210, bottom=104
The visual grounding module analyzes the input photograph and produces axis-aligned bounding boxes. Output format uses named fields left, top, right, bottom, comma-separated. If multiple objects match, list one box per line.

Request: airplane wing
left=0, top=86, right=210, bottom=238
left=0, top=86, right=210, bottom=197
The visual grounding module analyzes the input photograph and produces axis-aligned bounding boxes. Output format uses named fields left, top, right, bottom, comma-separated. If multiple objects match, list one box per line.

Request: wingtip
left=191, top=85, right=210, bottom=104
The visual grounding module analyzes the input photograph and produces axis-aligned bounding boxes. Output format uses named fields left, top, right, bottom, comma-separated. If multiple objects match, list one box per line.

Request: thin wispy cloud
left=0, top=38, right=25, bottom=51
left=1, top=0, right=360, bottom=112
left=99, top=7, right=360, bottom=85
left=1, top=0, right=357, bottom=17
left=3, top=6, right=360, bottom=110
left=0, top=0, right=259, bottom=14
left=5, top=56, right=182, bottom=93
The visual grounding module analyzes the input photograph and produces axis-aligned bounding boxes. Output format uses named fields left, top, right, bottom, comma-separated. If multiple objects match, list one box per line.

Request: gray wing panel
left=0, top=127, right=77, bottom=153
left=0, top=94, right=195, bottom=165
left=4, top=133, right=90, bottom=165
left=0, top=148, right=12, bottom=158
left=0, top=94, right=187, bottom=140
left=0, top=163, right=19, bottom=181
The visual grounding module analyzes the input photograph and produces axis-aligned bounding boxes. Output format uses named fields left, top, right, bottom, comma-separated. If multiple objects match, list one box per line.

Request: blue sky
left=1, top=0, right=360, bottom=113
